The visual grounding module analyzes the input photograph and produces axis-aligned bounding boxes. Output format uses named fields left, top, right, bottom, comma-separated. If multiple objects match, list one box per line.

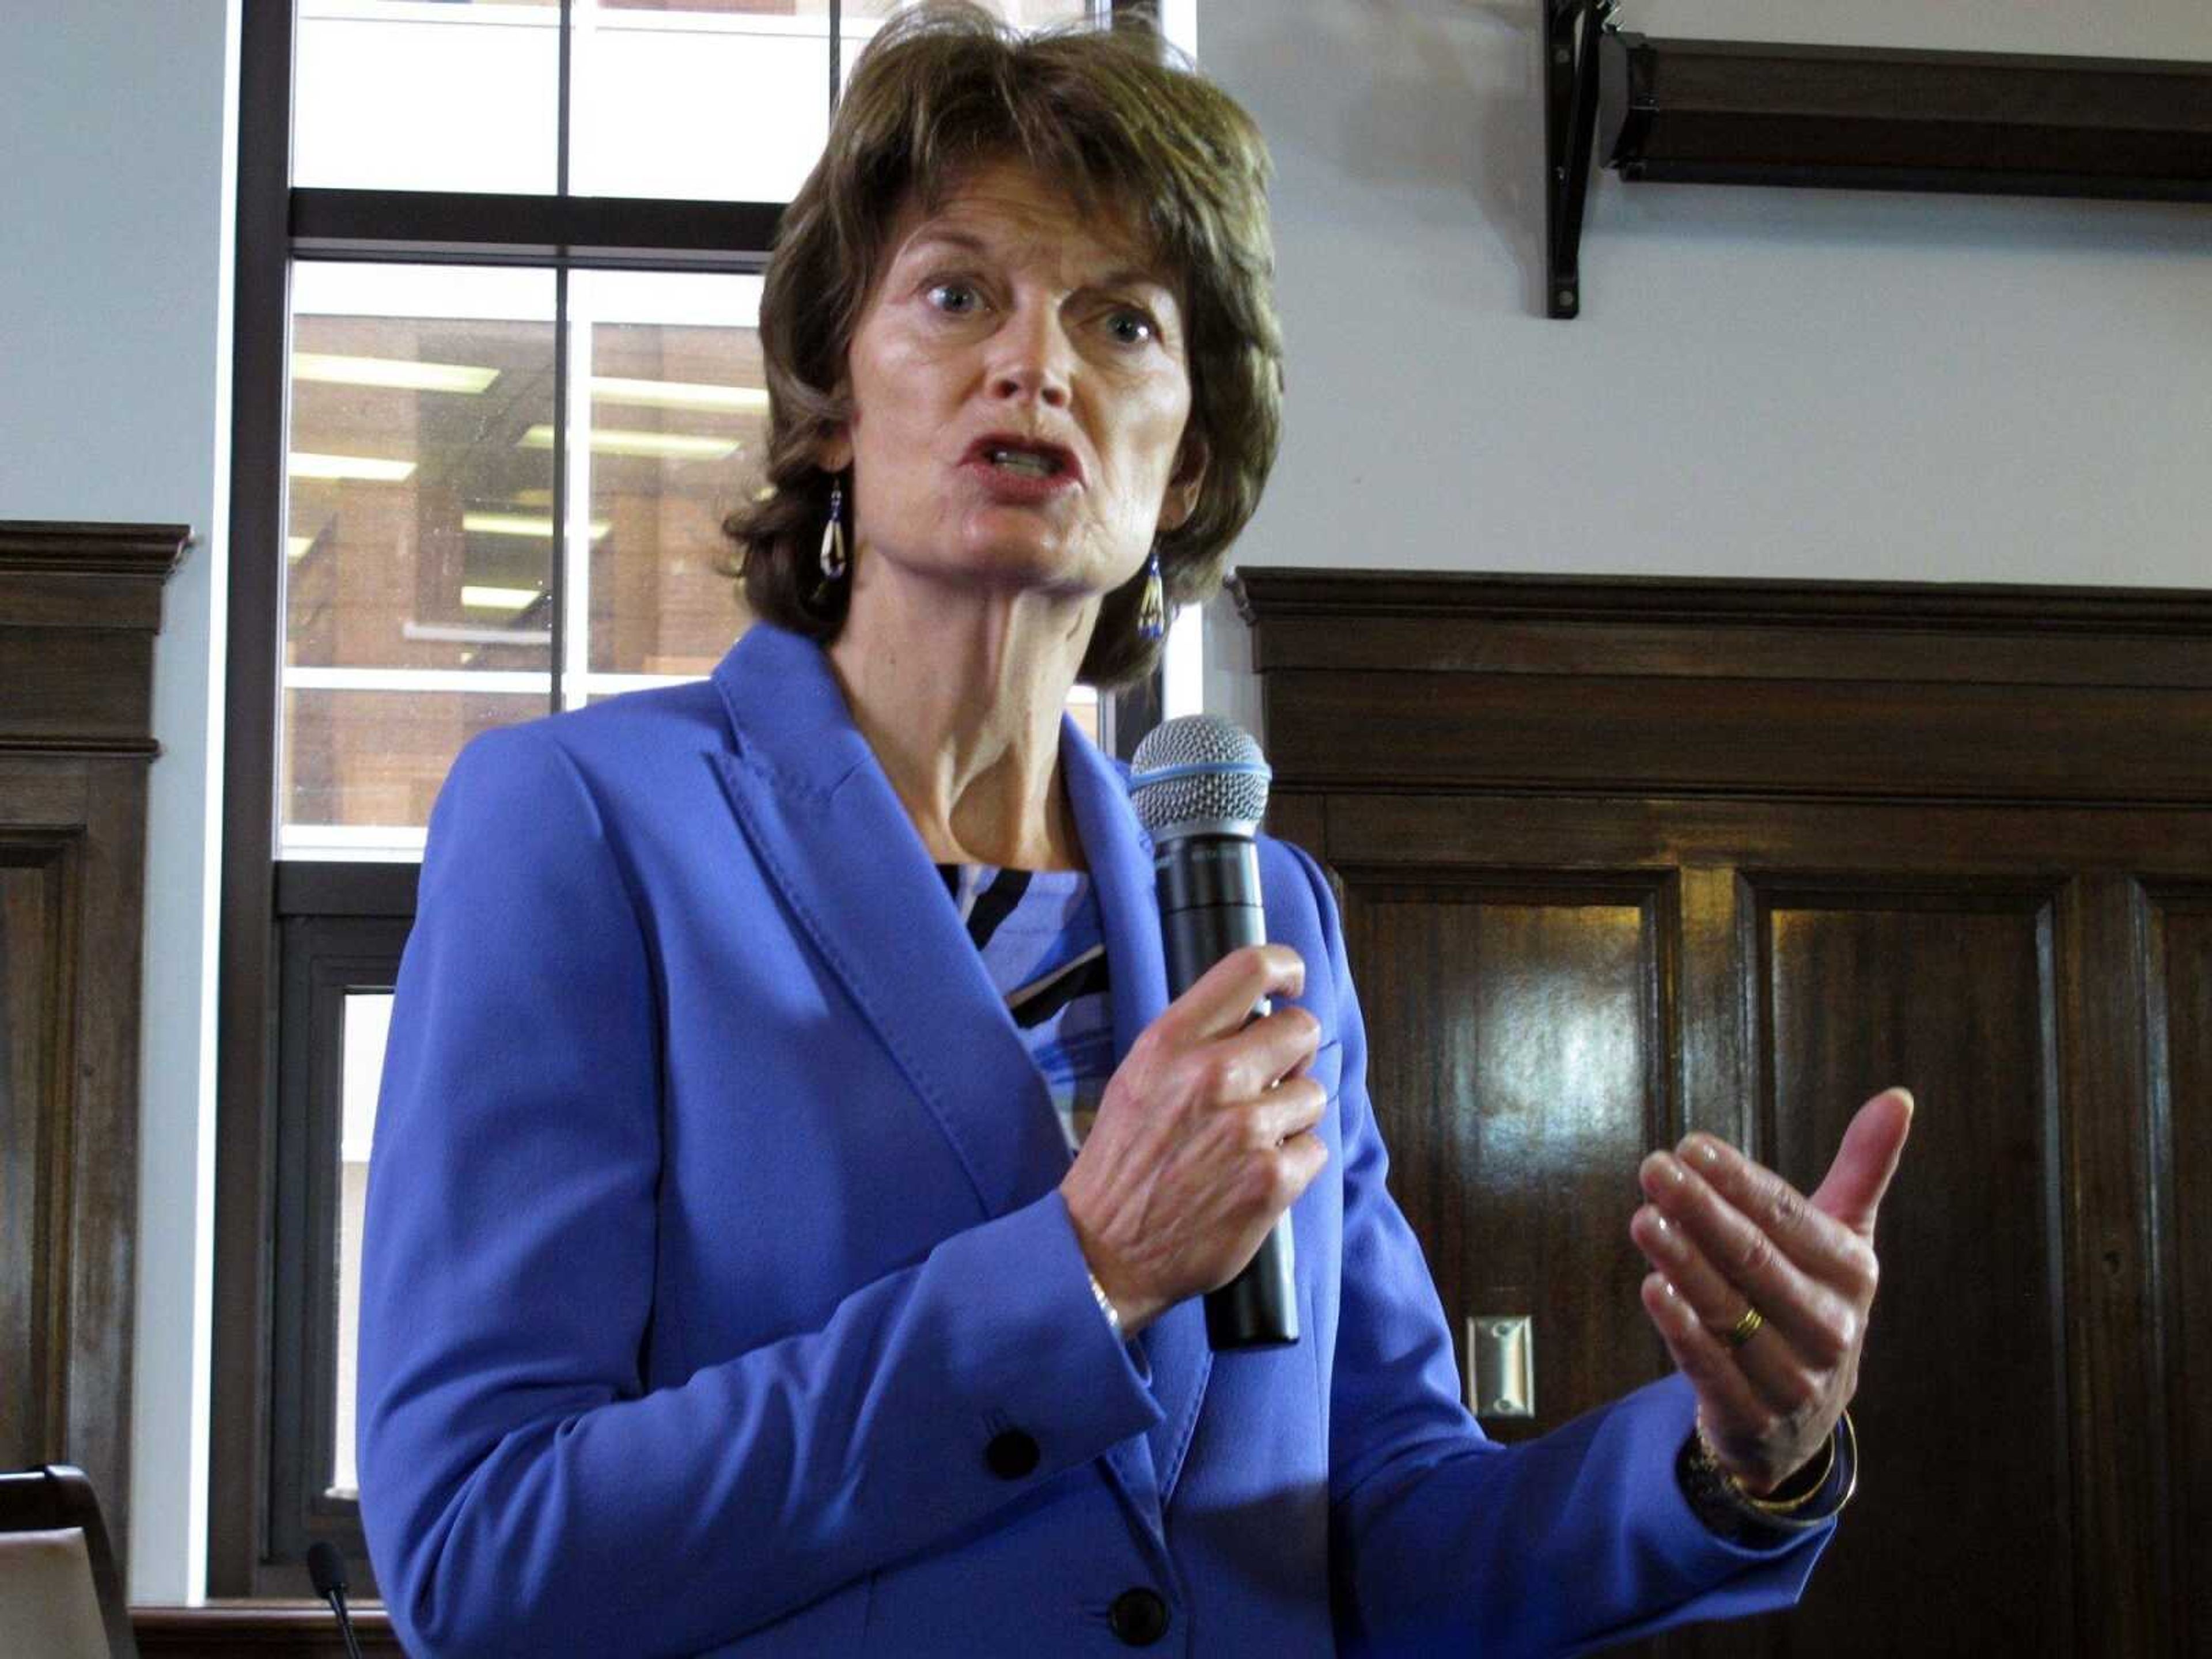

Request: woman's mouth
left=986, top=447, right=1062, bottom=479
left=963, top=438, right=1082, bottom=500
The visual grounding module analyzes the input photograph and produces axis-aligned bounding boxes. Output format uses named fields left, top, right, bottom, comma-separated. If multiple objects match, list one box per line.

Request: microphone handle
left=323, top=1590, right=366, bottom=1659
left=1157, top=836, right=1299, bottom=1350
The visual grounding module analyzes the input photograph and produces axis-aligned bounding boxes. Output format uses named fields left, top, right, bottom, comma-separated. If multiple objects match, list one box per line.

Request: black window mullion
left=288, top=189, right=783, bottom=271
left=558, top=0, right=574, bottom=200
left=551, top=267, right=570, bottom=718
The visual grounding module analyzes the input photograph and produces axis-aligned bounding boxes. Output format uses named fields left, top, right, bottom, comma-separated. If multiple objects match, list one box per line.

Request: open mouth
left=984, top=446, right=1066, bottom=480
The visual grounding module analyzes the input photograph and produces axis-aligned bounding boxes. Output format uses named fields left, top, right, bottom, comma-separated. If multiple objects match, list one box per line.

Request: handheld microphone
left=307, top=1541, right=367, bottom=1659
left=1130, top=714, right=1297, bottom=1351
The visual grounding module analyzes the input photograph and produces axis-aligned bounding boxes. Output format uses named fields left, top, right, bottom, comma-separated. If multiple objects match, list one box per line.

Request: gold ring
left=1724, top=1305, right=1765, bottom=1348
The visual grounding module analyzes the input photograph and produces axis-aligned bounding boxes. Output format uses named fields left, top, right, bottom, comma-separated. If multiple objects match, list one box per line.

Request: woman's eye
left=1105, top=309, right=1157, bottom=346
left=927, top=281, right=982, bottom=316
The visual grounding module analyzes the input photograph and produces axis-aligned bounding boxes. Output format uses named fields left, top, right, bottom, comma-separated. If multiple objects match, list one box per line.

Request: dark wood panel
left=1233, top=568, right=2212, bottom=682
left=134, top=1604, right=400, bottom=1656
left=0, top=626, right=161, bottom=748
left=1750, top=886, right=2069, bottom=1656
left=1253, top=612, right=2212, bottom=691
left=2150, top=888, right=2212, bottom=1658
left=1324, top=793, right=2212, bottom=879
left=1341, top=871, right=1675, bottom=1435
left=0, top=521, right=185, bottom=1586
left=1267, top=668, right=2212, bottom=806
left=0, top=844, right=69, bottom=1471
left=0, top=569, right=168, bottom=632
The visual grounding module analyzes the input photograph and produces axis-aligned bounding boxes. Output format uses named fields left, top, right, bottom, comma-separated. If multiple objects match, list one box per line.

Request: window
left=217, top=0, right=1134, bottom=1601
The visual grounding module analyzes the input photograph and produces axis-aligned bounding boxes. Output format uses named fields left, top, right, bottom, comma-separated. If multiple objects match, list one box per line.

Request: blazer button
left=1108, top=1587, right=1169, bottom=1646
left=984, top=1429, right=1040, bottom=1480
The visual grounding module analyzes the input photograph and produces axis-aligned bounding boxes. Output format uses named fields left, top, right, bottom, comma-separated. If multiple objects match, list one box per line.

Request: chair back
left=0, top=1465, right=139, bottom=1658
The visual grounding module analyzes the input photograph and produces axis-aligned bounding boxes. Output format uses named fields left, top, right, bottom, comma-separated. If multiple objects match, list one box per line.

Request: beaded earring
left=1136, top=547, right=1166, bottom=641
left=817, top=479, right=847, bottom=582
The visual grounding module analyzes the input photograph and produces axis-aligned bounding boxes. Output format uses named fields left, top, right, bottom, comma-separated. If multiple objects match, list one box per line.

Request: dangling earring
left=1136, top=546, right=1166, bottom=641
left=817, top=478, right=848, bottom=582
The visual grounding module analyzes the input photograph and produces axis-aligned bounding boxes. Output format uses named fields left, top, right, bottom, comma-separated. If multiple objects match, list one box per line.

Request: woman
left=357, top=6, right=1911, bottom=1655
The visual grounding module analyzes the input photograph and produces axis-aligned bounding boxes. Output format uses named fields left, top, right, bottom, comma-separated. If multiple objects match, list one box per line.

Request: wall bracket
left=1542, top=0, right=1616, bottom=320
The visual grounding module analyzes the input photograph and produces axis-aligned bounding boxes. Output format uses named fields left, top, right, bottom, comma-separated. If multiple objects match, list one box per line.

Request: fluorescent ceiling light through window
left=293, top=352, right=500, bottom=394
left=519, top=424, right=740, bottom=460
left=289, top=452, right=418, bottom=482
left=589, top=376, right=768, bottom=414
left=461, top=511, right=612, bottom=540
left=460, top=585, right=545, bottom=611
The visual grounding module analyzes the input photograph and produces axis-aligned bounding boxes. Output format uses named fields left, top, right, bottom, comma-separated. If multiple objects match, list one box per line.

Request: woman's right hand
left=1059, top=944, right=1329, bottom=1339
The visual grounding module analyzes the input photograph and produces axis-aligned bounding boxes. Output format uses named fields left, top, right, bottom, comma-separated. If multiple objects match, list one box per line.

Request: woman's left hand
left=1628, top=1087, right=1914, bottom=1494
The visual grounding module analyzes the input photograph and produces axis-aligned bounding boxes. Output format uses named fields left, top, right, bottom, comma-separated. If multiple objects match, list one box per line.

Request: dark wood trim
left=1603, top=37, right=2212, bottom=202
left=0, top=522, right=187, bottom=1593
left=0, top=521, right=195, bottom=578
left=134, top=1603, right=399, bottom=1657
left=1233, top=566, right=2212, bottom=644
left=1231, top=569, right=2212, bottom=805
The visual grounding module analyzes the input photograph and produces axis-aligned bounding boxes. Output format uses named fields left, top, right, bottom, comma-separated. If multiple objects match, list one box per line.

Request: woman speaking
left=356, top=6, right=1911, bottom=1654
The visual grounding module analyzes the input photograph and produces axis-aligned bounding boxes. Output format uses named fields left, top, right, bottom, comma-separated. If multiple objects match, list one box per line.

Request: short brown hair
left=719, top=1, right=1282, bottom=690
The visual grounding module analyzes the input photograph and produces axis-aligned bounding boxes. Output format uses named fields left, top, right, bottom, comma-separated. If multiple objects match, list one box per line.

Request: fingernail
left=1641, top=1150, right=1685, bottom=1189
left=1897, top=1088, right=1916, bottom=1119
left=1680, top=1135, right=1723, bottom=1168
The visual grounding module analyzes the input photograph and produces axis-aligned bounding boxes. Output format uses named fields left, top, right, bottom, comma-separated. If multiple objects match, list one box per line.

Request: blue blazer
left=357, top=623, right=1830, bottom=1657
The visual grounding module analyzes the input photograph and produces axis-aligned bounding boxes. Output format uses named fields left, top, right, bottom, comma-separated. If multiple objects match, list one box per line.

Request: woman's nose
left=987, top=302, right=1073, bottom=408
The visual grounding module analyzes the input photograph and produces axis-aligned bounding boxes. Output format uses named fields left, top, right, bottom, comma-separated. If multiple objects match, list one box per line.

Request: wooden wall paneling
left=1262, top=668, right=2212, bottom=806
left=1336, top=866, right=1679, bottom=1434
left=2052, top=874, right=2169, bottom=1657
left=2145, top=884, right=2212, bottom=1658
left=0, top=521, right=188, bottom=1583
left=1, top=823, right=77, bottom=1474
left=1745, top=875, right=2074, bottom=1657
left=132, top=1604, right=400, bottom=1656
left=1237, top=569, right=2212, bottom=1658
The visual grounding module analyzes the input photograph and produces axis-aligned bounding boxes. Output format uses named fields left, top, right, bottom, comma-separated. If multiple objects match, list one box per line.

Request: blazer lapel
left=1060, top=726, right=1215, bottom=1509
left=707, top=624, right=1214, bottom=1516
left=706, top=626, right=1072, bottom=1221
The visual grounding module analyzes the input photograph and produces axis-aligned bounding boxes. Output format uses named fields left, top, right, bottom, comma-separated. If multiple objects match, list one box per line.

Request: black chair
left=0, top=1465, right=139, bottom=1658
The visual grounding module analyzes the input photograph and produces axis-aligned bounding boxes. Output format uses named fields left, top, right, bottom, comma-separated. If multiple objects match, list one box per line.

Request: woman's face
left=823, top=158, right=1204, bottom=609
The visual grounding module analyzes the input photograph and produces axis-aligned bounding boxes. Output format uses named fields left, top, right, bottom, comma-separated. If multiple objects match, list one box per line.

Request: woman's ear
left=1156, top=434, right=1210, bottom=534
left=817, top=427, right=855, bottom=475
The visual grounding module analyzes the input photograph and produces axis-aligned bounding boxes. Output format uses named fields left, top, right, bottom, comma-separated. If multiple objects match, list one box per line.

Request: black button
left=1108, top=1587, right=1169, bottom=1646
left=984, top=1429, right=1040, bottom=1480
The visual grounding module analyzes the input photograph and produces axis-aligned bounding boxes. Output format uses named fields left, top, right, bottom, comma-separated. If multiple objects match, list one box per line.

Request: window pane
left=285, top=265, right=557, bottom=857
left=294, top=1, right=560, bottom=194
left=834, top=1, right=1103, bottom=97
left=331, top=991, right=392, bottom=1501
left=842, top=0, right=1099, bottom=22
left=571, top=2, right=830, bottom=201
left=573, top=271, right=759, bottom=684
left=283, top=687, right=549, bottom=856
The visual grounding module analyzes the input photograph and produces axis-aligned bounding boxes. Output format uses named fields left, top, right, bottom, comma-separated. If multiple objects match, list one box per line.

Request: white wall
left=1202, top=0, right=2210, bottom=600
left=0, top=0, right=2205, bottom=1605
left=0, top=0, right=238, bottom=1605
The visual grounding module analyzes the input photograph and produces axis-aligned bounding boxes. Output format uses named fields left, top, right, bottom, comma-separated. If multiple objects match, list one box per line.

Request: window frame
left=213, top=0, right=1154, bottom=1600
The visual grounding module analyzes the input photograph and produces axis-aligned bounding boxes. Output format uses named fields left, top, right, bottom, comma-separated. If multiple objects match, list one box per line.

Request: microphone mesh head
left=1130, top=715, right=1271, bottom=836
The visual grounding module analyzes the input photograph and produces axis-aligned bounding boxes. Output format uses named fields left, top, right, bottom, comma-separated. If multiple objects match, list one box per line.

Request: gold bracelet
left=1703, top=1409, right=1857, bottom=1517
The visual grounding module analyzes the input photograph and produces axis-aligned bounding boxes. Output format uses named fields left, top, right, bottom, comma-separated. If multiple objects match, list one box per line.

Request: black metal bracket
left=1542, top=0, right=1616, bottom=319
